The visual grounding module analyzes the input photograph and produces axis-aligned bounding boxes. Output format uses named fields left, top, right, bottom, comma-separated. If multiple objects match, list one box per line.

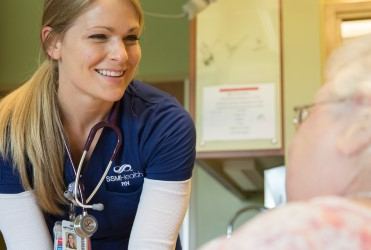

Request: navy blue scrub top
left=0, top=80, right=196, bottom=250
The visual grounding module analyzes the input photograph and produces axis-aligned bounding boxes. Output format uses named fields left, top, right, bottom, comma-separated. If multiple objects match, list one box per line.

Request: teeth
left=97, top=69, right=123, bottom=77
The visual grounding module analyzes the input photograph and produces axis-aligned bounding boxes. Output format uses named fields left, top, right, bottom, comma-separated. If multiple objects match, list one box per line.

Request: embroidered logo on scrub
left=106, top=164, right=143, bottom=187
left=113, top=164, right=133, bottom=174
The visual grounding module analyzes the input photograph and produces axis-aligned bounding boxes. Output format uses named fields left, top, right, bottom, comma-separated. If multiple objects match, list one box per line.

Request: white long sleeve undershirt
left=128, top=178, right=192, bottom=250
left=0, top=191, right=53, bottom=250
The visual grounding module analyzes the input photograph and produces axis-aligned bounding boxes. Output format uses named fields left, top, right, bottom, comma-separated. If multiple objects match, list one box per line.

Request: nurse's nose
left=109, top=39, right=128, bottom=62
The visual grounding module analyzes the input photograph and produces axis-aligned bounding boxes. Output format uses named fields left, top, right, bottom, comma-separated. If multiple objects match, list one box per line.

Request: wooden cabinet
left=189, top=0, right=284, bottom=198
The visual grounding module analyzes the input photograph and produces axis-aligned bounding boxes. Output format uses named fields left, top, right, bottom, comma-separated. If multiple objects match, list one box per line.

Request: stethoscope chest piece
left=74, top=213, right=98, bottom=238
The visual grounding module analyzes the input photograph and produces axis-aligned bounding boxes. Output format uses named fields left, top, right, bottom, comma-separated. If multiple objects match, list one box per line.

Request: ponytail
left=0, top=59, right=67, bottom=215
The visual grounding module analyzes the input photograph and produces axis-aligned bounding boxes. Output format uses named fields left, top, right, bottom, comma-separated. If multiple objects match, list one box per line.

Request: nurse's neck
left=59, top=97, right=114, bottom=163
left=59, top=97, right=113, bottom=133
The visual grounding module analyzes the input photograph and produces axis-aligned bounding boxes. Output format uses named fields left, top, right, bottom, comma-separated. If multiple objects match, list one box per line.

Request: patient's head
left=286, top=34, right=371, bottom=202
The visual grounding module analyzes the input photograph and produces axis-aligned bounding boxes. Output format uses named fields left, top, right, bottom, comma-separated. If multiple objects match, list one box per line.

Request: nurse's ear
left=41, top=26, right=62, bottom=60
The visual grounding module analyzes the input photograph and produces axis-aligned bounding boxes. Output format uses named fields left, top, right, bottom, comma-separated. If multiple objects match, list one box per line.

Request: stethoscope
left=63, top=101, right=122, bottom=239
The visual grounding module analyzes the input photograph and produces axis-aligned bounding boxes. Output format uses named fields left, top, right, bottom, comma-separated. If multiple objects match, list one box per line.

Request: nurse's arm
left=0, top=191, right=53, bottom=249
left=128, top=178, right=191, bottom=250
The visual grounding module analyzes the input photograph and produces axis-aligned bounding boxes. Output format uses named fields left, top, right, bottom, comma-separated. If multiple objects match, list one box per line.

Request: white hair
left=320, top=34, right=371, bottom=102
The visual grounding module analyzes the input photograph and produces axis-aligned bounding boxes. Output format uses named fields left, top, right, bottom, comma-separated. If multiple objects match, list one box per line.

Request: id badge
left=53, top=220, right=87, bottom=250
left=53, top=221, right=63, bottom=250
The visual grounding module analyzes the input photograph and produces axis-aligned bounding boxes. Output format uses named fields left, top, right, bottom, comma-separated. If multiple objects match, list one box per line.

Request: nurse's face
left=68, top=235, right=75, bottom=244
left=55, top=0, right=141, bottom=103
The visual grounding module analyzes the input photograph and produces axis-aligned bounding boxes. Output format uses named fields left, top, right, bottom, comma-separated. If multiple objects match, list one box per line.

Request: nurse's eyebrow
left=87, top=26, right=140, bottom=33
left=87, top=26, right=114, bottom=31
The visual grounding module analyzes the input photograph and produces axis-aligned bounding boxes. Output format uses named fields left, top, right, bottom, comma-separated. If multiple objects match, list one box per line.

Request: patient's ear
left=337, top=112, right=371, bottom=156
left=41, top=26, right=62, bottom=60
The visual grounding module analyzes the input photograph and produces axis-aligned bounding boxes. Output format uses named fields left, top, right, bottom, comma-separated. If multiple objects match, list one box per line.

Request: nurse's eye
left=124, top=35, right=140, bottom=45
left=89, top=34, right=107, bottom=40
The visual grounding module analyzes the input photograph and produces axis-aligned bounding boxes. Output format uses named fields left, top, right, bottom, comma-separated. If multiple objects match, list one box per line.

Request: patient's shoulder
left=199, top=196, right=371, bottom=250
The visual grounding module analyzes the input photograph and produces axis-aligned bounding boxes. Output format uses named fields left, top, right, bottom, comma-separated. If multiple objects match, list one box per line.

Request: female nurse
left=0, top=0, right=196, bottom=249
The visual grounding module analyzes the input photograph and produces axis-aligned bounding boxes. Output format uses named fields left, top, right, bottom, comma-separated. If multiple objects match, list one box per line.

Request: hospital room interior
left=1, top=0, right=370, bottom=249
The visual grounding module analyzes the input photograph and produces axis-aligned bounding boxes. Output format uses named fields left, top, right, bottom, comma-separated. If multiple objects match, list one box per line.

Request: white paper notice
left=203, top=83, right=276, bottom=141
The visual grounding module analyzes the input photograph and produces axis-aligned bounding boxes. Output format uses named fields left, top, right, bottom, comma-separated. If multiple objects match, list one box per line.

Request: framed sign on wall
left=190, top=0, right=284, bottom=159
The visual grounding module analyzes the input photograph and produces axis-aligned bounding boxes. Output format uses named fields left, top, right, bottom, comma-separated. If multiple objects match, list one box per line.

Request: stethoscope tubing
left=64, top=101, right=123, bottom=211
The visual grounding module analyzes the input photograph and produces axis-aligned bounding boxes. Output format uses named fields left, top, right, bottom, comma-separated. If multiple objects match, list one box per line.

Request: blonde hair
left=0, top=0, right=144, bottom=215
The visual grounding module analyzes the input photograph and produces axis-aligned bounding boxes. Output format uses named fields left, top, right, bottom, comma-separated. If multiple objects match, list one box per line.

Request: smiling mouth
left=96, top=69, right=124, bottom=77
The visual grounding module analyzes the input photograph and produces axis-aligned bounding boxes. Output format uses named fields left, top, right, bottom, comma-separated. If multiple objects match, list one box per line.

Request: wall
left=138, top=0, right=190, bottom=82
left=193, top=167, right=263, bottom=247
left=0, top=0, right=43, bottom=90
left=282, top=0, right=323, bottom=157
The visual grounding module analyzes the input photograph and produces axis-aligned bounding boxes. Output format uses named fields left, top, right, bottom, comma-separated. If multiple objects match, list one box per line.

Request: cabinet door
left=188, top=0, right=284, bottom=199
left=190, top=0, right=284, bottom=158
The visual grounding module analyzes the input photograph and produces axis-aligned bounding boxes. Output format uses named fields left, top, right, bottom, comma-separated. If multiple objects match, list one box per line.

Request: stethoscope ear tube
left=92, top=203, right=104, bottom=211
left=65, top=190, right=104, bottom=211
left=84, top=120, right=123, bottom=161
left=64, top=190, right=74, bottom=201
